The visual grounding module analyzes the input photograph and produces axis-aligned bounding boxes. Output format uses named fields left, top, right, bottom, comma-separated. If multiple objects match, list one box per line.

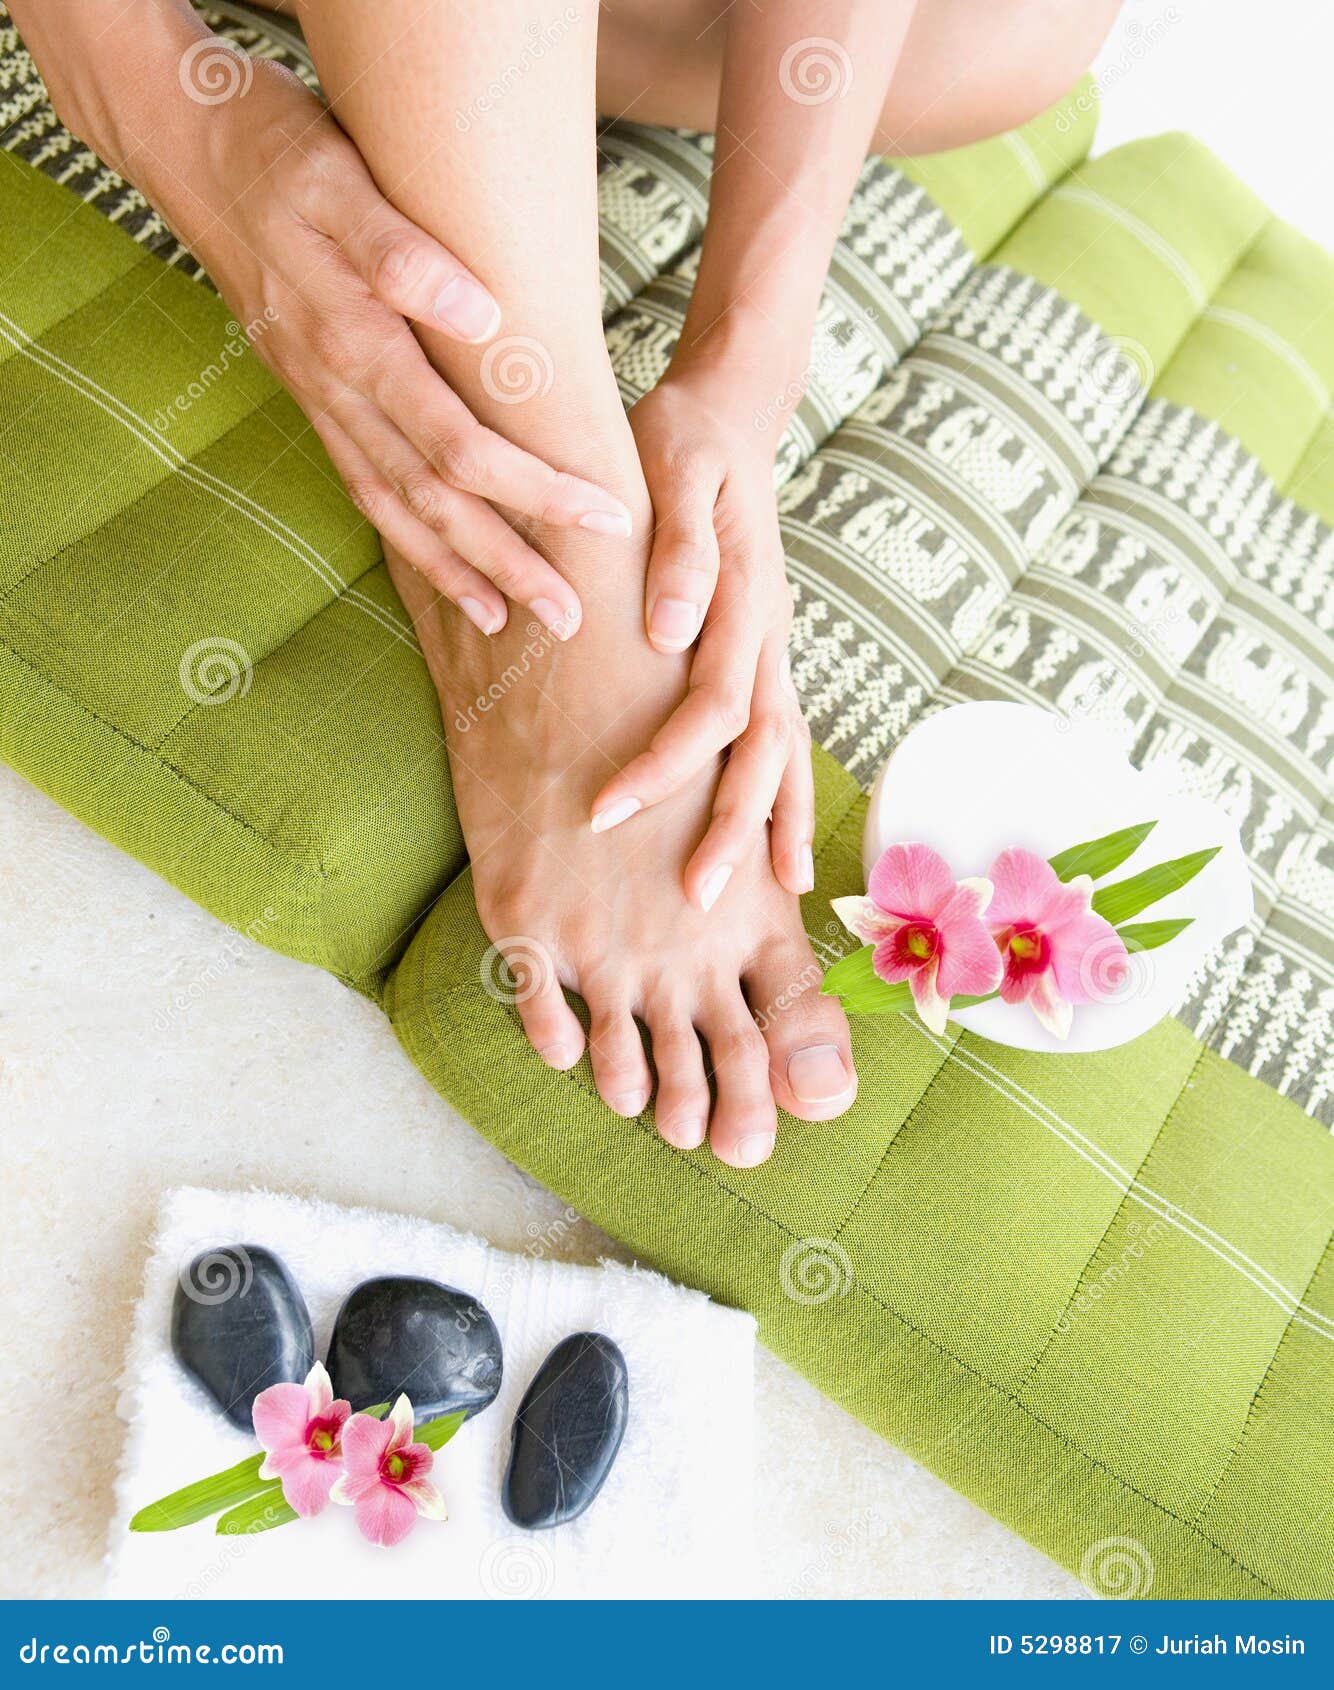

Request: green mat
left=1, top=9, right=1331, bottom=1598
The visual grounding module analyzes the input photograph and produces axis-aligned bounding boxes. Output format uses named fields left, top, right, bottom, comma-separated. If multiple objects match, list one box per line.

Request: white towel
left=106, top=1187, right=756, bottom=1599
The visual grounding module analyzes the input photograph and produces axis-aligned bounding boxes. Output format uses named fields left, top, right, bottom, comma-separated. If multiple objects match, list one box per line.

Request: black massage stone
left=502, top=1332, right=629, bottom=1529
left=171, top=1245, right=314, bottom=1432
left=326, top=1275, right=503, bottom=1421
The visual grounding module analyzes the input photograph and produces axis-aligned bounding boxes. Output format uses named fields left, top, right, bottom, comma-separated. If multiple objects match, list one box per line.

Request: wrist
left=665, top=308, right=811, bottom=453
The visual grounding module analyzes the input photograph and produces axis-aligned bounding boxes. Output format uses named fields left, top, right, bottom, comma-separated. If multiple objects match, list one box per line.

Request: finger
left=328, top=392, right=582, bottom=637
left=308, top=141, right=502, bottom=344
left=310, top=415, right=506, bottom=634
left=358, top=341, right=633, bottom=534
left=643, top=484, right=721, bottom=654
left=684, top=699, right=791, bottom=916
left=588, top=604, right=764, bottom=833
left=769, top=738, right=816, bottom=895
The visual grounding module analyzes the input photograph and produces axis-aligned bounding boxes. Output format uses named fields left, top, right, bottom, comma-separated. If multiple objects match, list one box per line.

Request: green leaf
left=1092, top=848, right=1220, bottom=926
left=1117, top=917, right=1193, bottom=952
left=418, top=1409, right=467, bottom=1451
left=1047, top=820, right=1158, bottom=883
left=129, top=1453, right=268, bottom=1533
left=216, top=1484, right=295, bottom=1536
left=821, top=947, right=913, bottom=1012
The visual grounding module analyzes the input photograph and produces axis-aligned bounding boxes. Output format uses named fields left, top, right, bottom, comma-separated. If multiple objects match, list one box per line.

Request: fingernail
left=797, top=843, right=815, bottom=893
left=459, top=595, right=502, bottom=634
left=787, top=1043, right=852, bottom=1104
left=698, top=863, right=733, bottom=912
left=539, top=1041, right=579, bottom=1071
left=609, top=1090, right=649, bottom=1117
left=578, top=508, right=633, bottom=537
left=662, top=1118, right=706, bottom=1150
left=733, top=1131, right=775, bottom=1168
left=434, top=274, right=501, bottom=342
left=591, top=795, right=641, bottom=834
left=532, top=597, right=577, bottom=639
left=649, top=596, right=702, bottom=649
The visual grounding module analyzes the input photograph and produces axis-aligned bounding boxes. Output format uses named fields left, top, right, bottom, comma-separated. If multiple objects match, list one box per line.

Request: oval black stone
left=326, top=1276, right=503, bottom=1421
left=171, top=1245, right=314, bottom=1432
left=502, top=1332, right=629, bottom=1529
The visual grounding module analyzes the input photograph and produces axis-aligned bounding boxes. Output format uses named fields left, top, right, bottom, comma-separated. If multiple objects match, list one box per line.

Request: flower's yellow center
left=311, top=1429, right=334, bottom=1452
left=385, top=1453, right=407, bottom=1482
left=905, top=927, right=935, bottom=959
left=1009, top=931, right=1042, bottom=961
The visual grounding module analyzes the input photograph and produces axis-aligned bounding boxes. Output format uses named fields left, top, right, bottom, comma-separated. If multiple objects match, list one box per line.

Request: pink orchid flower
left=986, top=847, right=1130, bottom=1040
left=329, top=1394, right=446, bottom=1547
left=833, top=842, right=1003, bottom=1035
left=252, top=1360, right=351, bottom=1518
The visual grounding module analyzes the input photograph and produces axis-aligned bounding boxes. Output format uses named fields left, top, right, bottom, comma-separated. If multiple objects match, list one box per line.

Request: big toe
left=747, top=941, right=858, bottom=1122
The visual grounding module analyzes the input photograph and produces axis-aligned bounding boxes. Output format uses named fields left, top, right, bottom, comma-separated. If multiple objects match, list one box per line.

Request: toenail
left=539, top=1041, right=578, bottom=1070
left=591, top=795, right=642, bottom=834
left=698, top=863, right=733, bottom=912
left=662, top=1118, right=706, bottom=1150
left=649, top=596, right=702, bottom=648
left=733, top=1131, right=775, bottom=1168
left=787, top=1043, right=852, bottom=1103
left=609, top=1090, right=649, bottom=1117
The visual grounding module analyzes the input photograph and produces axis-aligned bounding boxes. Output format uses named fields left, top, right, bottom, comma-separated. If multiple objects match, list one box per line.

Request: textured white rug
left=109, top=1186, right=756, bottom=1599
left=0, top=765, right=1084, bottom=1599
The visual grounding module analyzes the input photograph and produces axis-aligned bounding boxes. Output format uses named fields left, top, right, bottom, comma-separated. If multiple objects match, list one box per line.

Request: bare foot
left=387, top=540, right=857, bottom=1169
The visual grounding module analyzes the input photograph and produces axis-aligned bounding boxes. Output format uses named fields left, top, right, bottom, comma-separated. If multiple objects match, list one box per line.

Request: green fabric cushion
left=1, top=18, right=1331, bottom=1595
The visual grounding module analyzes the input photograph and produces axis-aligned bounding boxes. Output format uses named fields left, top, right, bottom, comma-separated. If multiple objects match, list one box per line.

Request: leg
left=297, top=0, right=857, bottom=1164
left=597, top=0, right=1121, bottom=154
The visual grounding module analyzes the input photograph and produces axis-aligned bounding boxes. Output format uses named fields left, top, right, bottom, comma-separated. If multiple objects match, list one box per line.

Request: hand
left=590, top=374, right=814, bottom=910
left=145, top=56, right=631, bottom=636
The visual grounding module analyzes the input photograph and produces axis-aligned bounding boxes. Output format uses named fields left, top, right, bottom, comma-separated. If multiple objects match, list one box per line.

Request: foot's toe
left=701, top=994, right=778, bottom=1168
left=645, top=1007, right=709, bottom=1150
left=746, top=942, right=857, bottom=1121
left=513, top=958, right=586, bottom=1071
left=587, top=995, right=652, bottom=1118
